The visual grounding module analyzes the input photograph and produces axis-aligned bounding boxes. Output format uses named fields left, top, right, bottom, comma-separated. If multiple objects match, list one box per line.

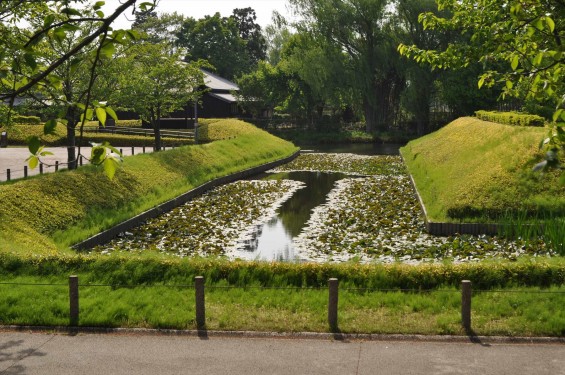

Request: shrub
left=12, top=115, right=42, bottom=125
left=0, top=253, right=564, bottom=289
left=81, top=133, right=191, bottom=147
left=475, top=110, right=545, bottom=127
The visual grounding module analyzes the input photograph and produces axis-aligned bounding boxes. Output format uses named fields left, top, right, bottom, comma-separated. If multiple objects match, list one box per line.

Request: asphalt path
left=0, top=147, right=155, bottom=181
left=1, top=331, right=564, bottom=375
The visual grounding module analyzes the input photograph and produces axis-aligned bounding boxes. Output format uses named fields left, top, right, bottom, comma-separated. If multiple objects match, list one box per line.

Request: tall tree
left=289, top=0, right=403, bottom=133
left=264, top=12, right=293, bottom=65
left=114, top=43, right=204, bottom=151
left=176, top=13, right=249, bottom=80
left=232, top=7, right=267, bottom=64
left=132, top=11, right=185, bottom=47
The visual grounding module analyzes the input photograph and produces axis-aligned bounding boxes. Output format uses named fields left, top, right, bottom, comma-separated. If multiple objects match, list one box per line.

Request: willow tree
left=289, top=0, right=403, bottom=133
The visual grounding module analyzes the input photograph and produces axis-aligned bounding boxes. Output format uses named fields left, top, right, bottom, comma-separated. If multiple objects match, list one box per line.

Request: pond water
left=233, top=143, right=401, bottom=261
left=237, top=171, right=350, bottom=261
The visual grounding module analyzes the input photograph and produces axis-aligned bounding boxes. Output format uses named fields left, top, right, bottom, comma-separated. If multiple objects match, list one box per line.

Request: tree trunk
left=65, top=107, right=78, bottom=170
left=364, top=98, right=388, bottom=133
left=154, top=106, right=162, bottom=151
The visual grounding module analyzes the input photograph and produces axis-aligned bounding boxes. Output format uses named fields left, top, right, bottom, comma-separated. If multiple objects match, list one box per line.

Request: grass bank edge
left=400, top=117, right=565, bottom=223
left=0, top=120, right=299, bottom=254
left=1, top=252, right=564, bottom=289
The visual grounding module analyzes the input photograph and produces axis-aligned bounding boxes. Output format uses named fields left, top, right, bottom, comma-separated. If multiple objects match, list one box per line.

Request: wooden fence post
left=24, top=166, right=28, bottom=178
left=6, top=169, right=10, bottom=181
left=69, top=275, right=79, bottom=327
left=55, top=161, right=59, bottom=172
left=195, top=276, right=206, bottom=330
left=461, top=280, right=472, bottom=331
left=39, top=164, right=43, bottom=174
left=328, top=278, right=339, bottom=331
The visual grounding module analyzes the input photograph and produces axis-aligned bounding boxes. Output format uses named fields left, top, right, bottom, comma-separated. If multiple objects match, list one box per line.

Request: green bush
left=85, top=120, right=142, bottom=128
left=475, top=110, right=545, bottom=127
left=12, top=115, right=42, bottom=125
left=9, top=124, right=68, bottom=145
left=0, top=253, right=563, bottom=289
left=81, top=133, right=191, bottom=147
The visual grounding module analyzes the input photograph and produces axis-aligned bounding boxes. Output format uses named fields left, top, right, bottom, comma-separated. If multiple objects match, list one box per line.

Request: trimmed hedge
left=81, top=133, right=191, bottom=147
left=475, top=110, right=545, bottom=127
left=0, top=253, right=563, bottom=289
left=13, top=115, right=42, bottom=125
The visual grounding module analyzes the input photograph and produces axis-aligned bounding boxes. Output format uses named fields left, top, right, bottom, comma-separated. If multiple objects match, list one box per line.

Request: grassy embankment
left=400, top=117, right=565, bottom=222
left=0, top=119, right=298, bottom=254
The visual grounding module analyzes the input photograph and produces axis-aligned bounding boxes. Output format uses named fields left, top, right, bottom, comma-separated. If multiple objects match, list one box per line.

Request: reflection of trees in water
left=270, top=171, right=348, bottom=238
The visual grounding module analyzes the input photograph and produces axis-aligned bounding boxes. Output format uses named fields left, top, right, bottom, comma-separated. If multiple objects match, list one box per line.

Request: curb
left=73, top=149, right=301, bottom=250
left=2, top=325, right=564, bottom=345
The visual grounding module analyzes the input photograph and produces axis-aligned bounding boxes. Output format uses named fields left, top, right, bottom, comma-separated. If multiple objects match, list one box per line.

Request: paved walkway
left=0, top=147, right=155, bottom=181
left=0, top=331, right=564, bottom=375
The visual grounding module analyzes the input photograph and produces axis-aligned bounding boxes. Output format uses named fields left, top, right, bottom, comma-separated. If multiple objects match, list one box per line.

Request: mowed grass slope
left=400, top=117, right=565, bottom=221
left=0, top=119, right=298, bottom=254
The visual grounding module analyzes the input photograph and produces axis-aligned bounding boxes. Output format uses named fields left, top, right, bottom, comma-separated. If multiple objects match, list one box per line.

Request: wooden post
left=6, top=169, right=10, bottom=181
left=69, top=275, right=79, bottom=327
left=55, top=161, right=59, bottom=172
left=79, top=156, right=83, bottom=166
left=461, top=280, right=472, bottom=331
left=131, top=146, right=135, bottom=155
left=39, top=164, right=43, bottom=174
left=195, top=276, right=206, bottom=329
left=328, top=278, right=339, bottom=331
left=24, top=166, right=28, bottom=178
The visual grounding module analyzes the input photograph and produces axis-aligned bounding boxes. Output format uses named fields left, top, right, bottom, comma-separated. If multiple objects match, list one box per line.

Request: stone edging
left=399, top=150, right=499, bottom=236
left=1, top=325, right=564, bottom=345
left=73, top=150, right=301, bottom=250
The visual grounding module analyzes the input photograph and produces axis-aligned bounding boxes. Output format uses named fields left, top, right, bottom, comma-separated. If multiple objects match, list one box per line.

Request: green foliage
left=9, top=124, right=68, bottom=145
left=475, top=111, right=546, bottom=127
left=85, top=120, right=142, bottom=128
left=111, top=42, right=204, bottom=151
left=498, top=213, right=565, bottom=256
left=290, top=0, right=402, bottom=133
left=176, top=12, right=256, bottom=80
left=400, top=117, right=565, bottom=221
left=1, top=253, right=565, bottom=290
left=11, top=115, right=42, bottom=125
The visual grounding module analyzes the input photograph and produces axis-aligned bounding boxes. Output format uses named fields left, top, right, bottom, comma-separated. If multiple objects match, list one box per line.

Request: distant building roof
left=208, top=92, right=237, bottom=103
left=201, top=69, right=239, bottom=92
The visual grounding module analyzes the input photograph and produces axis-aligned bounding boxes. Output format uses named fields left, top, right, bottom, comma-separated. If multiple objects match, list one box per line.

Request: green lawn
left=1, top=275, right=564, bottom=336
left=400, top=117, right=565, bottom=222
